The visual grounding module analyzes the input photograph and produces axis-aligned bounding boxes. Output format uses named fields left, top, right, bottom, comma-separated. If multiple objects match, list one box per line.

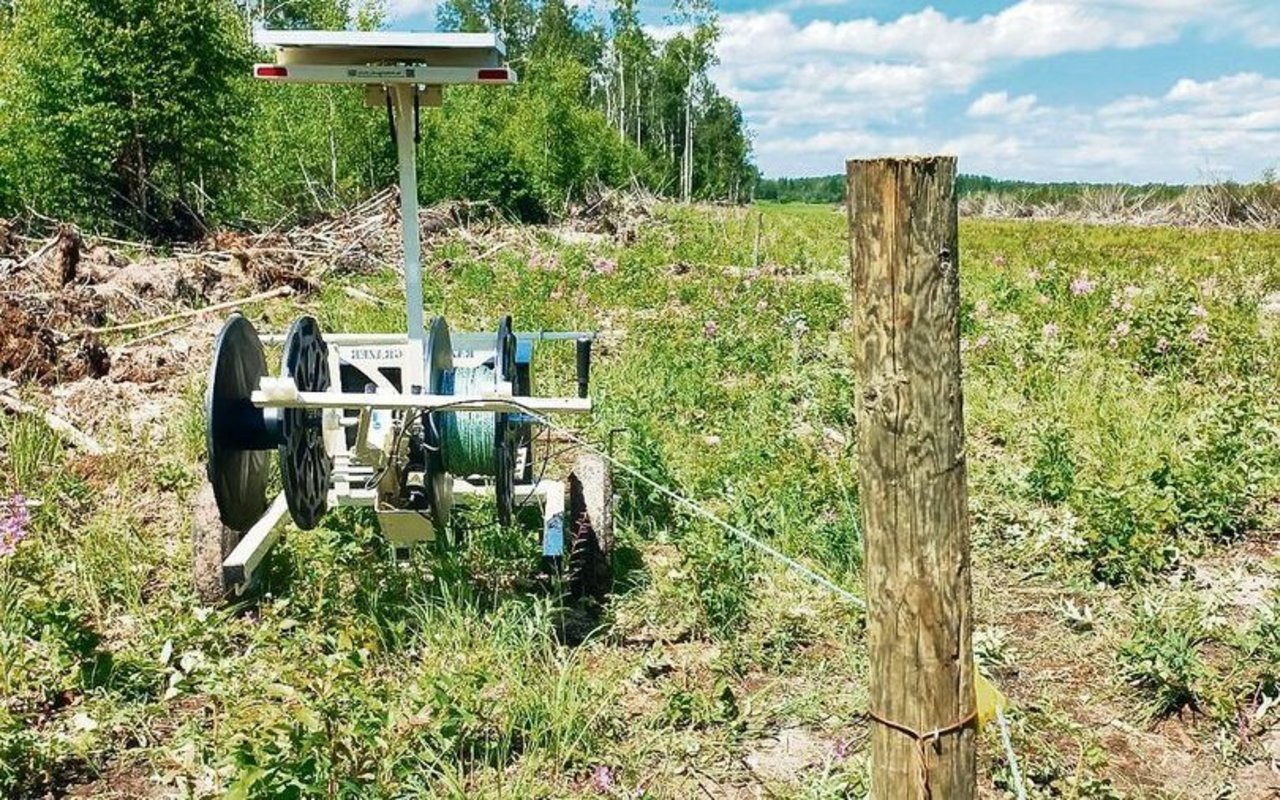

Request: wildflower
left=1027, top=269, right=1041, bottom=282
left=973, top=334, right=990, bottom=349
left=1190, top=324, right=1210, bottom=345
left=974, top=301, right=990, bottom=319
left=832, top=738, right=852, bottom=760
left=1108, top=336, right=1118, bottom=350
left=533, top=251, right=562, bottom=271
left=0, top=493, right=30, bottom=558
left=1190, top=303, right=1208, bottom=319
left=591, top=765, right=614, bottom=793
left=593, top=256, right=617, bottom=275
left=1070, top=274, right=1096, bottom=297
left=1041, top=322, right=1059, bottom=339
left=1124, top=285, right=1142, bottom=299
left=1113, top=321, right=1131, bottom=337
left=703, top=320, right=718, bottom=339
left=1155, top=337, right=1170, bottom=354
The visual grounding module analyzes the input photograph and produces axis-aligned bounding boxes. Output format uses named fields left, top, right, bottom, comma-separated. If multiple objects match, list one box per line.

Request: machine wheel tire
left=193, top=483, right=240, bottom=605
left=564, top=453, right=613, bottom=601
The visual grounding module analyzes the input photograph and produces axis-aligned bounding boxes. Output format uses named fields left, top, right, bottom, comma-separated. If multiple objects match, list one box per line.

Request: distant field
left=757, top=175, right=1280, bottom=229
left=2, top=203, right=1278, bottom=798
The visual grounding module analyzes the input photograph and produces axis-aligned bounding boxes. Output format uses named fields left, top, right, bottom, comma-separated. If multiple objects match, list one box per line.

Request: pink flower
left=974, top=301, right=990, bottom=319
left=1190, top=324, right=1210, bottom=345
left=973, top=334, right=990, bottom=349
left=1155, top=337, right=1170, bottom=354
left=1113, top=321, right=1131, bottom=337
left=1108, top=336, right=1119, bottom=350
left=1190, top=304, right=1208, bottom=319
left=1070, top=275, right=1096, bottom=297
left=0, top=494, right=30, bottom=558
left=591, top=765, right=614, bottom=793
left=1042, top=322, right=1060, bottom=339
left=1124, top=285, right=1142, bottom=299
left=703, top=320, right=719, bottom=339
left=593, top=257, right=617, bottom=275
left=832, top=738, right=852, bottom=760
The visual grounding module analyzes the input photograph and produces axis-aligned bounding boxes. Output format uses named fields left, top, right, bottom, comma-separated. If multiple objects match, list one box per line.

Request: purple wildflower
left=1190, top=303, right=1209, bottom=319
left=0, top=494, right=30, bottom=558
left=593, top=257, right=617, bottom=275
left=703, top=320, right=718, bottom=339
left=1155, top=337, right=1170, bottom=354
left=530, top=251, right=559, bottom=271
left=973, top=334, right=991, bottom=349
left=1042, top=322, right=1060, bottom=339
left=591, top=765, right=614, bottom=793
left=1190, top=324, right=1210, bottom=346
left=1070, top=274, right=1096, bottom=297
left=832, top=737, right=852, bottom=760
left=1113, top=321, right=1131, bottom=337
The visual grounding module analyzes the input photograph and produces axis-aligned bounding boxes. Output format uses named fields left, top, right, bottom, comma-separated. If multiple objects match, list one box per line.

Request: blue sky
left=387, top=0, right=1279, bottom=182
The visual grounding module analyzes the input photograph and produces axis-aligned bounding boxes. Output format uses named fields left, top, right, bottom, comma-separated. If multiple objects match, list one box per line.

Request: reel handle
left=575, top=337, right=592, bottom=399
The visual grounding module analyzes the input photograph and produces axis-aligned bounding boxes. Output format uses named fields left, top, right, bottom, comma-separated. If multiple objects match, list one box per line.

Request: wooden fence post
left=846, top=156, right=976, bottom=800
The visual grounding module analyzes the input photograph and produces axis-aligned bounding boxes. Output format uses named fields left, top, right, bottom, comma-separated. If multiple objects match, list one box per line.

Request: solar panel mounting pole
left=393, top=84, right=425, bottom=345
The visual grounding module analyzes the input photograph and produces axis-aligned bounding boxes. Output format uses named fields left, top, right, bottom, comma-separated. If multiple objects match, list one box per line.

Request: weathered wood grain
left=846, top=156, right=976, bottom=799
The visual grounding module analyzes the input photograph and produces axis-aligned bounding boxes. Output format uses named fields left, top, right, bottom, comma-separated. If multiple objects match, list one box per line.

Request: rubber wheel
left=193, top=483, right=240, bottom=605
left=564, top=453, right=614, bottom=601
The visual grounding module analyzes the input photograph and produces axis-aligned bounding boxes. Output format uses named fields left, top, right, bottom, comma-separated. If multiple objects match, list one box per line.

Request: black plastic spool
left=205, top=313, right=276, bottom=531
left=278, top=316, right=333, bottom=530
left=493, top=315, right=519, bottom=526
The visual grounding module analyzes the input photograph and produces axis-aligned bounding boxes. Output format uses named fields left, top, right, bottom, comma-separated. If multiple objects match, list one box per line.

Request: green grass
left=1, top=204, right=1279, bottom=798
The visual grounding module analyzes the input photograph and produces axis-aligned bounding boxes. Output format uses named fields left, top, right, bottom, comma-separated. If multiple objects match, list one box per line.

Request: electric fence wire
left=996, top=707, right=1028, bottom=800
left=510, top=401, right=1030, bottom=800
left=508, top=401, right=868, bottom=610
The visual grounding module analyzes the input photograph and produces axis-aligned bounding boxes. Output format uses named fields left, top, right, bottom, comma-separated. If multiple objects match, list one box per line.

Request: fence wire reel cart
left=192, top=30, right=613, bottom=605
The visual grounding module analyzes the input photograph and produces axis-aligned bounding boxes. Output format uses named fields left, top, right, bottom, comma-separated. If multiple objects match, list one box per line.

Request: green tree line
left=755, top=173, right=1197, bottom=205
left=0, top=0, right=755, bottom=238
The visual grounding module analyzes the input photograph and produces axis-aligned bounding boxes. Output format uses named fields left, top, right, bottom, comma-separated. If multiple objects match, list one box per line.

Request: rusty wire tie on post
left=864, top=708, right=978, bottom=800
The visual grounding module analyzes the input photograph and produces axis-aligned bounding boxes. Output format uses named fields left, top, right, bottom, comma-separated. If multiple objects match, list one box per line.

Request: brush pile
left=959, top=180, right=1280, bottom=228
left=0, top=190, right=481, bottom=386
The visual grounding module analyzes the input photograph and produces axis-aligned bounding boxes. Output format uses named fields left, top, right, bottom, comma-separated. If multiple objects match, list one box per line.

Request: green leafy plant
left=1118, top=595, right=1212, bottom=718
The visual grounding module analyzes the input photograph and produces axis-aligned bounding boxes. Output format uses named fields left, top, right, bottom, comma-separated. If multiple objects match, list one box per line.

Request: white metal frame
left=224, top=33, right=579, bottom=591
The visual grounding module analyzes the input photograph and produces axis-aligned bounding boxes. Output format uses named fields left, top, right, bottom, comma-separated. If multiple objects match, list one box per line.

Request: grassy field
left=2, top=203, right=1279, bottom=798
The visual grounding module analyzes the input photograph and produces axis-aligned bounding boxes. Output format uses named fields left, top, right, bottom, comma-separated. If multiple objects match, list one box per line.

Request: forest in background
left=757, top=172, right=1279, bottom=206
left=0, top=0, right=755, bottom=238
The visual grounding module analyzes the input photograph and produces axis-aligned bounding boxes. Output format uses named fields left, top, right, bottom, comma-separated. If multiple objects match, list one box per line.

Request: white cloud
left=967, top=91, right=1038, bottom=119
left=713, top=0, right=1279, bottom=180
